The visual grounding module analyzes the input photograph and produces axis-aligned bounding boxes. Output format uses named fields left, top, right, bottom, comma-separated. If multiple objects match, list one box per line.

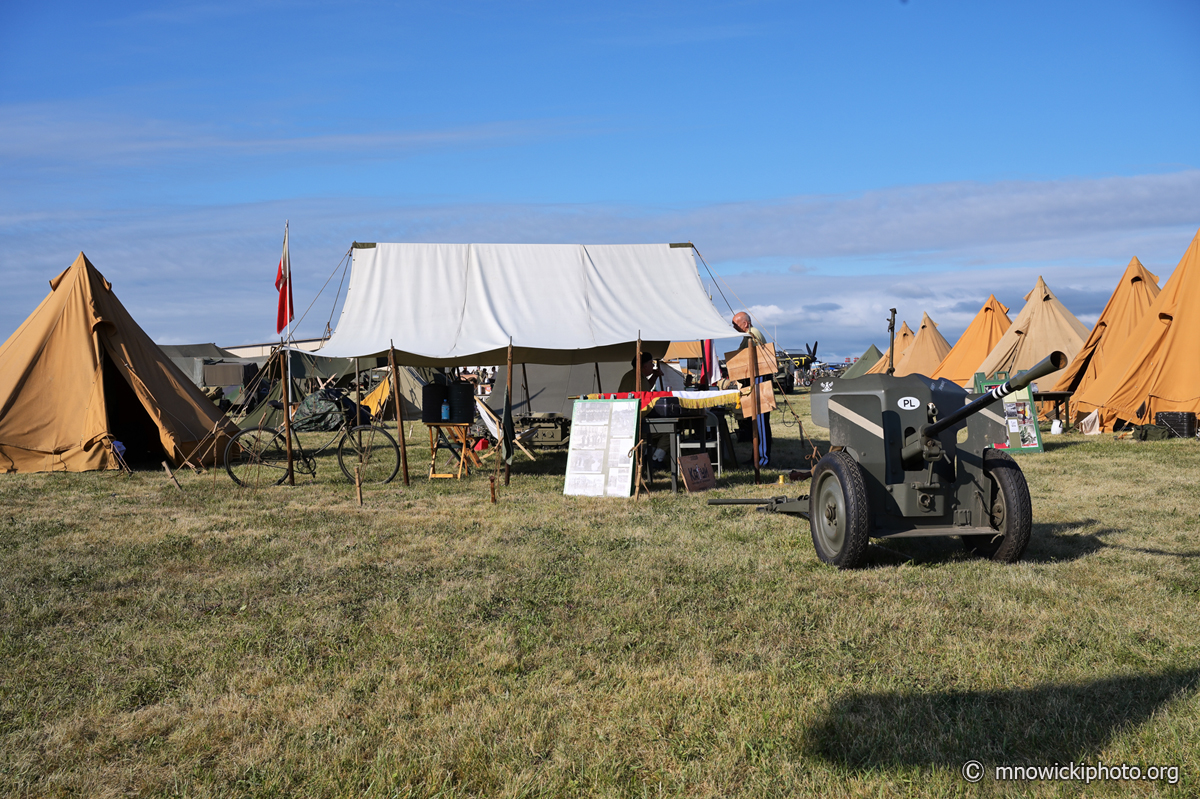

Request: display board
left=563, top=398, right=641, bottom=497
left=980, top=378, right=1044, bottom=453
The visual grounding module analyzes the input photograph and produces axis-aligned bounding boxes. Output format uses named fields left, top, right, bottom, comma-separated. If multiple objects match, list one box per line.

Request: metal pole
left=388, top=343, right=409, bottom=486
left=887, top=308, right=897, bottom=376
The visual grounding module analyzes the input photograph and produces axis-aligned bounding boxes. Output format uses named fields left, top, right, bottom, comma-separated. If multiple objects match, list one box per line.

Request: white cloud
left=1, top=172, right=1197, bottom=356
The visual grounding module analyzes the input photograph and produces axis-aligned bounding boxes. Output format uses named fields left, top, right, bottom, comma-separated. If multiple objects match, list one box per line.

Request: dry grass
left=1, top=397, right=1199, bottom=798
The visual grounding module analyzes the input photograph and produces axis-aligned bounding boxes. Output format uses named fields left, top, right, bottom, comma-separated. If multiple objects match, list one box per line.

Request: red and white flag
left=275, top=223, right=293, bottom=334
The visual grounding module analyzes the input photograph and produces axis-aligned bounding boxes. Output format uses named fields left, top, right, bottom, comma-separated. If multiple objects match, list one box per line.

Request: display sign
left=979, top=377, right=1044, bottom=453
left=724, top=344, right=777, bottom=382
left=680, top=453, right=717, bottom=492
left=563, top=398, right=641, bottom=497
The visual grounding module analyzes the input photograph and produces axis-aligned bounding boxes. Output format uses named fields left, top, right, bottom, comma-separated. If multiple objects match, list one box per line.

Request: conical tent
left=864, top=322, right=914, bottom=374
left=975, top=276, right=1089, bottom=384
left=892, top=313, right=953, bottom=377
left=1053, top=257, right=1161, bottom=420
left=1075, top=229, right=1200, bottom=429
left=840, top=344, right=883, bottom=379
left=0, top=253, right=239, bottom=472
left=930, top=295, right=1011, bottom=387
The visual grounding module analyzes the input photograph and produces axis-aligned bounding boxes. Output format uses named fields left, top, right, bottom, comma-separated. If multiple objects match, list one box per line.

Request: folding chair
left=474, top=398, right=537, bottom=461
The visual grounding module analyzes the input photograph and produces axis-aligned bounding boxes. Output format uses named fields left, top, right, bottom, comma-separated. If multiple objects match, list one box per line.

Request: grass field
left=2, top=393, right=1199, bottom=798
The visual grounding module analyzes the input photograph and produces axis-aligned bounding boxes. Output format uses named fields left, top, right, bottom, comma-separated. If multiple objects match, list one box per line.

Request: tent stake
left=355, top=465, right=363, bottom=506
left=388, top=342, right=409, bottom=486
left=162, top=461, right=183, bottom=491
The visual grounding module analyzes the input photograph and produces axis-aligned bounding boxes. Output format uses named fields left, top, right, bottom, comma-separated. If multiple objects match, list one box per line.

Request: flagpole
left=283, top=220, right=295, bottom=485
left=284, top=220, right=293, bottom=409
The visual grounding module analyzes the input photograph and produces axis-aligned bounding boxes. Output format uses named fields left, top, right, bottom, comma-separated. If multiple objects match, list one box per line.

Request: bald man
left=733, top=312, right=772, bottom=467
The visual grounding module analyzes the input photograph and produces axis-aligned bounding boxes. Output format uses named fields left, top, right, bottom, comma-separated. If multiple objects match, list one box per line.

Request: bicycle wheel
left=225, top=428, right=290, bottom=487
left=337, top=425, right=401, bottom=484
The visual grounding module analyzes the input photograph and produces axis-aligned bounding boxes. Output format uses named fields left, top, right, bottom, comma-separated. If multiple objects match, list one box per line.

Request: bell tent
left=864, top=321, right=915, bottom=375
left=892, top=313, right=953, bottom=377
left=1052, top=257, right=1161, bottom=420
left=0, top=253, right=239, bottom=472
left=1074, top=229, right=1200, bottom=430
left=975, top=276, right=1088, bottom=384
left=840, top=344, right=883, bottom=379
left=929, top=295, right=1012, bottom=387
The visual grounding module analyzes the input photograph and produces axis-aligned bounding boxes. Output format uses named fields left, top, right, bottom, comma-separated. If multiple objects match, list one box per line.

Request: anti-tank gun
left=711, top=351, right=1066, bottom=569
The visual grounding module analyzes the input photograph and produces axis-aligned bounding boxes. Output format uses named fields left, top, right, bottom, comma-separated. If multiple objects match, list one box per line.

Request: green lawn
left=2, top=396, right=1198, bottom=797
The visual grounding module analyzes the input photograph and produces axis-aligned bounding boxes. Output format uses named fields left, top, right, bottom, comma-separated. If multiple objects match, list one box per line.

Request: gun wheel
left=962, top=449, right=1032, bottom=563
left=809, top=451, right=871, bottom=569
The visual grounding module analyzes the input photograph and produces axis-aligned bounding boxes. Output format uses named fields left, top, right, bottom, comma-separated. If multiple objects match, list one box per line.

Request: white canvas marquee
left=318, top=243, right=737, bottom=365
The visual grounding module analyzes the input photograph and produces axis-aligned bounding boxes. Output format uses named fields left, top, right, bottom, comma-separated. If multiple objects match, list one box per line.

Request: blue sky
left=1, top=0, right=1198, bottom=360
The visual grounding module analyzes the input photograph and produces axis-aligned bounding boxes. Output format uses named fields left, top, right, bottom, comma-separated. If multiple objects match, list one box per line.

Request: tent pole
left=750, top=342, right=761, bottom=485
left=594, top=362, right=602, bottom=394
left=505, top=339, right=514, bottom=486
left=354, top=357, right=360, bottom=423
left=281, top=346, right=295, bottom=486
left=636, top=332, right=642, bottom=394
left=521, top=364, right=531, bottom=412
left=389, top=342, right=409, bottom=486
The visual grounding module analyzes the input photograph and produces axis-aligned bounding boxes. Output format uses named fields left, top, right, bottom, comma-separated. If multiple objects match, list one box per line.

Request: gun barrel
left=901, top=351, right=1067, bottom=461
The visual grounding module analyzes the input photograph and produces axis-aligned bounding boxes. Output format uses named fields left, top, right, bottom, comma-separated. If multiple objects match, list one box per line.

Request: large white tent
left=319, top=243, right=736, bottom=365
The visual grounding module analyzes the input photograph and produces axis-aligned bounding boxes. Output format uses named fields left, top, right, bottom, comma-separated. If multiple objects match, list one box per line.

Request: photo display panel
left=564, top=398, right=640, bottom=497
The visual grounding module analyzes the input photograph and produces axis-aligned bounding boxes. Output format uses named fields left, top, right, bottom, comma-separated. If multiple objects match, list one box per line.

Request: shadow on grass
left=806, top=667, right=1200, bottom=771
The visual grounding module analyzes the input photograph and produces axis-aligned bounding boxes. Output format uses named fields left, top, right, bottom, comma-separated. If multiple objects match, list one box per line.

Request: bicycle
left=224, top=400, right=400, bottom=487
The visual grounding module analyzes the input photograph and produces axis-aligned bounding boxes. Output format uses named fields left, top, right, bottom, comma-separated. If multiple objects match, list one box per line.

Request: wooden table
left=426, top=422, right=481, bottom=479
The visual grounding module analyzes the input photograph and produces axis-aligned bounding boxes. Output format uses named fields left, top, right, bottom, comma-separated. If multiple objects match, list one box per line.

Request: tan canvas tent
left=975, top=277, right=1089, bottom=384
left=1074, top=229, right=1200, bottom=430
left=1053, top=257, right=1161, bottom=421
left=0, top=253, right=239, bottom=472
left=930, top=295, right=1011, bottom=386
left=864, top=321, right=914, bottom=375
left=892, top=313, right=952, bottom=377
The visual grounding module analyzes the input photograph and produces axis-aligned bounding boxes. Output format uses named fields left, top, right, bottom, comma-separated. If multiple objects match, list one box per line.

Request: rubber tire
left=225, top=428, right=289, bottom=487
left=337, top=425, right=401, bottom=485
left=801, top=377, right=813, bottom=388
left=809, top=451, right=871, bottom=569
left=962, top=449, right=1032, bottom=563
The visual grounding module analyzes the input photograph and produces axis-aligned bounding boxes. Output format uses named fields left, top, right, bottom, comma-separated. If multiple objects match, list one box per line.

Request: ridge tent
left=1074, top=228, right=1200, bottom=430
left=361, top=364, right=430, bottom=421
left=1053, top=257, right=1161, bottom=422
left=0, top=253, right=239, bottom=472
left=317, top=243, right=737, bottom=364
left=892, top=312, right=953, bottom=377
left=930, top=295, right=1012, bottom=387
left=864, top=322, right=915, bottom=375
left=839, top=344, right=882, bottom=379
left=975, top=276, right=1088, bottom=384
